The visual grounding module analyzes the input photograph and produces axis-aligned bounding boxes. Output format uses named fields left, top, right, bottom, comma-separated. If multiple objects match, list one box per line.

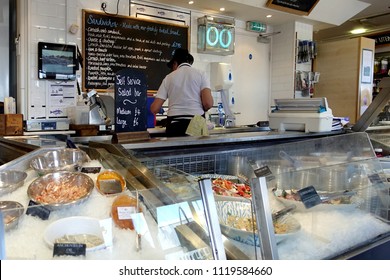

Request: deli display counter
left=1, top=132, right=389, bottom=260
left=0, top=146, right=243, bottom=260
left=128, top=132, right=390, bottom=259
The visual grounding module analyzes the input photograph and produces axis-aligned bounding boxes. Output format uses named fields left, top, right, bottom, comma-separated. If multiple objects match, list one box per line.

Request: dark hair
left=167, top=48, right=193, bottom=68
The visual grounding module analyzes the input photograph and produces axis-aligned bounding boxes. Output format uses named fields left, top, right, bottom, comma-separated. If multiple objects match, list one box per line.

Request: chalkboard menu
left=82, top=9, right=189, bottom=91
left=114, top=68, right=147, bottom=133
left=266, top=0, right=319, bottom=16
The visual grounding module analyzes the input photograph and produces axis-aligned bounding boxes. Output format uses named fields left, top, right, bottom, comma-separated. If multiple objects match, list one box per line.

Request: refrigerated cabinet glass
left=0, top=147, right=256, bottom=260
left=134, top=132, right=390, bottom=259
left=1, top=132, right=390, bottom=260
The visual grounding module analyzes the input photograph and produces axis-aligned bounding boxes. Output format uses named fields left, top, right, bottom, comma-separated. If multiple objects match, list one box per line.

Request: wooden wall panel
left=314, top=37, right=375, bottom=123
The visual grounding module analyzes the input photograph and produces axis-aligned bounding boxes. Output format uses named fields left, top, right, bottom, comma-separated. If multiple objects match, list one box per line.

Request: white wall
left=0, top=0, right=9, bottom=102
left=19, top=0, right=271, bottom=125
left=270, top=21, right=313, bottom=104
left=232, top=21, right=270, bottom=124
left=270, top=21, right=295, bottom=104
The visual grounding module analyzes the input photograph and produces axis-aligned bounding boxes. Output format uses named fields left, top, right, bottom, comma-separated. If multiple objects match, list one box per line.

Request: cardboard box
left=0, top=114, right=23, bottom=136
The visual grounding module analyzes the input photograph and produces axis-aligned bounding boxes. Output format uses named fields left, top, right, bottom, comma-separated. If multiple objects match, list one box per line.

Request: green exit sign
left=246, top=21, right=267, bottom=33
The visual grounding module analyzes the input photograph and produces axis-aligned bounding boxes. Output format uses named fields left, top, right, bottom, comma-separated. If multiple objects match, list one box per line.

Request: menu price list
left=83, top=10, right=188, bottom=91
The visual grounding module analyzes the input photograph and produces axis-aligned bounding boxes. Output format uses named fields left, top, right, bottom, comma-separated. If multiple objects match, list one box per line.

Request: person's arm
left=150, top=97, right=165, bottom=114
left=201, top=88, right=213, bottom=111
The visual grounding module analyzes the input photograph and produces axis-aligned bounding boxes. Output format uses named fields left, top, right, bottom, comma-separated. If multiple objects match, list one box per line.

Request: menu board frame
left=266, top=0, right=320, bottom=16
left=82, top=9, right=189, bottom=92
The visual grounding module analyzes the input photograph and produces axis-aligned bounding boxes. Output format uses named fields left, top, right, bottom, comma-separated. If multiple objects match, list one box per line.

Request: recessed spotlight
left=350, top=28, right=367, bottom=34
left=188, top=1, right=194, bottom=4
left=266, top=14, right=272, bottom=18
left=220, top=7, right=225, bottom=12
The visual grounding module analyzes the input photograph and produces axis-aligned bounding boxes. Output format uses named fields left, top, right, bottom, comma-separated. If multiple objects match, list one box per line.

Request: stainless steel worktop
left=1, top=128, right=346, bottom=159
left=113, top=129, right=346, bottom=152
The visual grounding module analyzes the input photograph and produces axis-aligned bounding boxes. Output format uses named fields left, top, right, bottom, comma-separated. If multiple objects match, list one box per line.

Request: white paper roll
left=4, top=97, right=16, bottom=114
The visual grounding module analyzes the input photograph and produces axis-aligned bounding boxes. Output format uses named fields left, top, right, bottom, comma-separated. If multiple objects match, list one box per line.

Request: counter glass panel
left=0, top=146, right=256, bottom=260
left=134, top=132, right=390, bottom=259
left=1, top=132, right=390, bottom=260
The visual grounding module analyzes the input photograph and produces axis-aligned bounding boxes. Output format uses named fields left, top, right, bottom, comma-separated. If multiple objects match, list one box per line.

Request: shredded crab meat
left=34, top=175, right=88, bottom=204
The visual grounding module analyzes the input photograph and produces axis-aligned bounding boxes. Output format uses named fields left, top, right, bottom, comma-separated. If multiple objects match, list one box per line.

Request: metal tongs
left=272, top=204, right=296, bottom=221
left=319, top=190, right=357, bottom=203
left=279, top=150, right=302, bottom=170
left=135, top=191, right=142, bottom=252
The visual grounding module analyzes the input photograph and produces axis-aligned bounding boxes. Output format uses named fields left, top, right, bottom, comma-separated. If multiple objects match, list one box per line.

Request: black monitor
left=38, top=42, right=77, bottom=80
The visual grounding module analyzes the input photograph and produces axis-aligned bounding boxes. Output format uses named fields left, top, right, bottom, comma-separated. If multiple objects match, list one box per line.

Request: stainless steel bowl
left=0, top=170, right=28, bottom=196
left=0, top=201, right=24, bottom=231
left=27, top=171, right=94, bottom=210
left=30, top=149, right=89, bottom=175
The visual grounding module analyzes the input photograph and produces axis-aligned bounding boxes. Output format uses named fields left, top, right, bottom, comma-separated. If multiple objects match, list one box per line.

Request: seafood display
left=226, top=215, right=290, bottom=234
left=55, top=234, right=104, bottom=249
left=0, top=201, right=24, bottom=231
left=216, top=199, right=301, bottom=246
left=111, top=194, right=141, bottom=230
left=212, top=178, right=251, bottom=199
left=27, top=171, right=94, bottom=208
left=273, top=188, right=356, bottom=205
left=44, top=216, right=107, bottom=252
left=96, top=170, right=126, bottom=195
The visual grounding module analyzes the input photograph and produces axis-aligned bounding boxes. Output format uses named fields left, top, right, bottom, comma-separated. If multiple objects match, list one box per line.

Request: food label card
left=253, top=165, right=272, bottom=178
left=81, top=166, right=101, bottom=174
left=26, top=200, right=51, bottom=220
left=298, top=186, right=322, bottom=209
left=117, top=206, right=136, bottom=220
left=53, top=243, right=86, bottom=257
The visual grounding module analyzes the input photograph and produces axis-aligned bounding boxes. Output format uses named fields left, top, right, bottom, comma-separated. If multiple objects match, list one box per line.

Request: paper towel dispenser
left=210, top=63, right=233, bottom=91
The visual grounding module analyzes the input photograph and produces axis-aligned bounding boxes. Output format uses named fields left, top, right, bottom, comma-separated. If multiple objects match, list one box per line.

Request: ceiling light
left=220, top=7, right=225, bottom=12
left=350, top=28, right=367, bottom=34
left=188, top=1, right=194, bottom=4
left=266, top=15, right=272, bottom=18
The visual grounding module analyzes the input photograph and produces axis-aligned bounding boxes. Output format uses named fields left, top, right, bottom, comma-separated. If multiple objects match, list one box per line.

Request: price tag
left=26, top=200, right=51, bottom=220
left=298, top=186, right=322, bottom=209
left=81, top=166, right=101, bottom=174
left=253, top=165, right=272, bottom=178
left=368, top=173, right=383, bottom=184
left=117, top=206, right=136, bottom=220
left=53, top=243, right=86, bottom=257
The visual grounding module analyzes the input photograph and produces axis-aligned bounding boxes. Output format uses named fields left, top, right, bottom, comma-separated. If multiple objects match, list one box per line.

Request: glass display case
left=134, top=132, right=390, bottom=259
left=354, top=76, right=390, bottom=157
left=1, top=132, right=390, bottom=260
left=0, top=146, right=255, bottom=260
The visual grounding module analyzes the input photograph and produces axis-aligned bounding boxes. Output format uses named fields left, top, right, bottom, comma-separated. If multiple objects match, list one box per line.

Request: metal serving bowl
left=0, top=201, right=24, bottom=231
left=0, top=170, right=28, bottom=196
left=30, top=149, right=89, bottom=175
left=27, top=171, right=94, bottom=210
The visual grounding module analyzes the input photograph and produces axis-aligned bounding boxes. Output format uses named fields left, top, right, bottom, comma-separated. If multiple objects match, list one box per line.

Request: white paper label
left=117, top=206, right=136, bottom=220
